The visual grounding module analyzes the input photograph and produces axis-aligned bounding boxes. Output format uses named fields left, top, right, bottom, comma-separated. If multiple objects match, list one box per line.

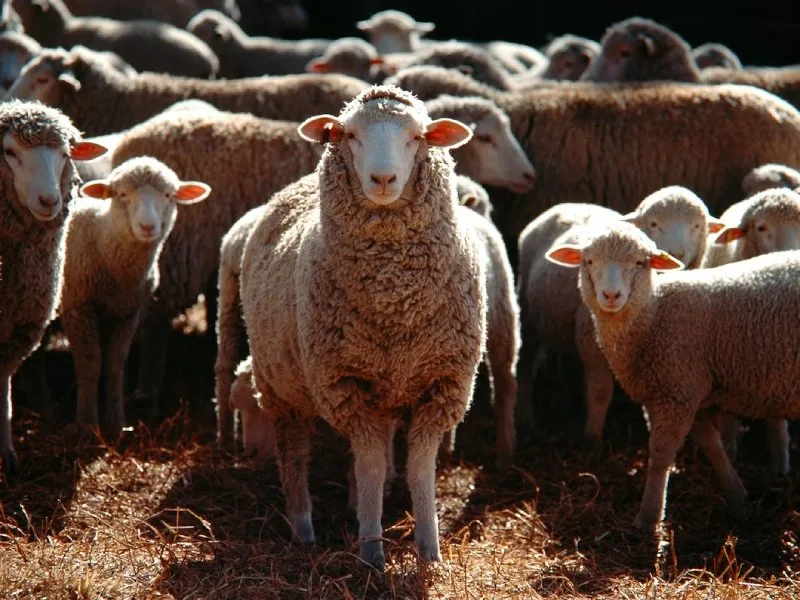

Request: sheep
left=12, top=0, right=220, bottom=79
left=456, top=174, right=492, bottom=219
left=485, top=82, right=800, bottom=268
left=187, top=9, right=330, bottom=78
left=111, top=107, right=326, bottom=413
left=305, top=36, right=383, bottom=83
left=0, top=0, right=22, bottom=33
left=692, top=42, right=742, bottom=71
left=741, top=163, right=800, bottom=198
left=0, top=99, right=107, bottom=474
left=60, top=156, right=210, bottom=433
left=483, top=41, right=547, bottom=75
left=581, top=16, right=700, bottom=83
left=545, top=222, right=800, bottom=532
left=236, top=0, right=309, bottom=38
left=63, top=0, right=241, bottom=27
left=355, top=9, right=434, bottom=54
left=0, top=30, right=40, bottom=90
left=7, top=46, right=368, bottom=136
left=701, top=66, right=800, bottom=111
left=384, top=65, right=504, bottom=102
left=228, top=356, right=274, bottom=462
left=239, top=85, right=484, bottom=569
left=401, top=40, right=516, bottom=91
left=517, top=188, right=723, bottom=449
left=425, top=94, right=535, bottom=193
left=539, top=34, right=600, bottom=81
left=701, top=188, right=800, bottom=476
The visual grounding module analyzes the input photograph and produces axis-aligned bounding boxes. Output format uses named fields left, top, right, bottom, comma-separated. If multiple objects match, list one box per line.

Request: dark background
left=297, top=1, right=800, bottom=67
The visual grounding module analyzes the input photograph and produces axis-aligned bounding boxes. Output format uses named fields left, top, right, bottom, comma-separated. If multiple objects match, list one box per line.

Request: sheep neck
left=96, top=203, right=162, bottom=289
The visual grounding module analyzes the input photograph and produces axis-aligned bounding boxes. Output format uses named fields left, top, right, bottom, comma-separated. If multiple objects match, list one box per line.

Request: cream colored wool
left=741, top=163, right=800, bottom=198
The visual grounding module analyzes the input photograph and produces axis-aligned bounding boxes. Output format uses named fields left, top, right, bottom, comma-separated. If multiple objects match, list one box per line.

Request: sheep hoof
left=360, top=540, right=385, bottom=571
left=1, top=448, right=19, bottom=477
left=416, top=541, right=442, bottom=563
left=769, top=458, right=791, bottom=477
left=293, top=515, right=315, bottom=545
left=633, top=513, right=660, bottom=533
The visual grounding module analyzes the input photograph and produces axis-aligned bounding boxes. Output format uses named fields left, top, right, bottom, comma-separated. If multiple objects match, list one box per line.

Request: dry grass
left=1, top=312, right=798, bottom=599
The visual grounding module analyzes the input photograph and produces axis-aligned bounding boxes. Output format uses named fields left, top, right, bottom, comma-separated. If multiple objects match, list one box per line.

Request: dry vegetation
left=1, top=306, right=798, bottom=599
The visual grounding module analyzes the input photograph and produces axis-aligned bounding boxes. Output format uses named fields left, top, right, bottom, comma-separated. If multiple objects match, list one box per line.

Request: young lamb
left=187, top=9, right=331, bottom=77
left=12, top=0, right=219, bottom=79
left=702, top=187, right=800, bottom=475
left=8, top=46, right=368, bottom=137
left=456, top=174, right=492, bottom=220
left=546, top=221, right=800, bottom=532
left=741, top=164, right=800, bottom=198
left=239, top=85, right=485, bottom=569
left=517, top=188, right=723, bottom=448
left=0, top=99, right=106, bottom=474
left=305, top=36, right=384, bottom=83
left=60, top=156, right=209, bottom=433
left=425, top=95, right=535, bottom=193
left=226, top=355, right=275, bottom=462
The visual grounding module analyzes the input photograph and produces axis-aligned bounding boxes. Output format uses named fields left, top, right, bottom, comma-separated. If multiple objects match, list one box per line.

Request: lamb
left=741, top=163, right=800, bottom=198
left=0, top=100, right=106, bottom=474
left=187, top=9, right=330, bottom=78
left=580, top=16, right=700, bottom=83
left=538, top=34, right=600, bottom=81
left=425, top=94, right=535, bottom=193
left=111, top=107, right=325, bottom=413
left=701, top=188, right=800, bottom=476
left=546, top=222, right=800, bottom=532
left=63, top=0, right=241, bottom=27
left=12, top=0, right=220, bottom=79
left=228, top=356, right=274, bottom=462
left=456, top=174, right=492, bottom=219
left=517, top=187, right=723, bottom=448
left=692, top=42, right=742, bottom=70
left=7, top=46, right=368, bottom=136
left=60, top=156, right=209, bottom=433
left=305, top=36, right=383, bottom=82
left=485, top=82, right=800, bottom=267
left=239, top=85, right=485, bottom=569
left=355, top=9, right=434, bottom=54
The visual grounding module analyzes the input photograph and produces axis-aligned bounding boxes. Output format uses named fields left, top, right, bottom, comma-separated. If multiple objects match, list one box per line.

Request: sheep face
left=2, top=132, right=102, bottom=221
left=715, top=190, right=800, bottom=256
left=546, top=223, right=683, bottom=314
left=7, top=49, right=80, bottom=106
left=356, top=10, right=434, bottom=54
left=299, top=100, right=472, bottom=206
left=542, top=38, right=599, bottom=81
left=460, top=109, right=534, bottom=193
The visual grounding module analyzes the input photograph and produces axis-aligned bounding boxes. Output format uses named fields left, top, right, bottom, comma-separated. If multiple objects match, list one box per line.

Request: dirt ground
left=0, top=306, right=798, bottom=599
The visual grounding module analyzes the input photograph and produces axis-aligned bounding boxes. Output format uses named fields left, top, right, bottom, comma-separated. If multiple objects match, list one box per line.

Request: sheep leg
left=0, top=374, right=18, bottom=475
left=634, top=402, right=694, bottom=531
left=102, top=313, right=140, bottom=436
left=576, top=309, right=614, bottom=455
left=719, top=412, right=742, bottom=463
left=514, top=328, right=541, bottom=433
left=273, top=415, right=315, bottom=544
left=766, top=418, right=790, bottom=476
left=63, top=310, right=102, bottom=429
left=352, top=430, right=390, bottom=570
left=347, top=419, right=397, bottom=512
left=133, top=314, right=170, bottom=411
left=18, top=346, right=51, bottom=416
left=486, top=345, right=517, bottom=469
left=690, top=410, right=748, bottom=519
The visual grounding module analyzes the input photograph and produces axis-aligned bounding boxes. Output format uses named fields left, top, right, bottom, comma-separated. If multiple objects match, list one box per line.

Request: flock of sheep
left=0, top=0, right=799, bottom=572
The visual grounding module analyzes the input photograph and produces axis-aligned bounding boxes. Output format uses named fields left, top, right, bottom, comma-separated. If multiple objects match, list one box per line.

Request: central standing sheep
left=546, top=222, right=800, bottom=532
left=60, top=157, right=209, bottom=434
left=240, top=85, right=485, bottom=569
left=0, top=100, right=106, bottom=474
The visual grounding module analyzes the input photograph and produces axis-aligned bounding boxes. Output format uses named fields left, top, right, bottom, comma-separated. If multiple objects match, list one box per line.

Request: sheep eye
left=3, top=148, right=17, bottom=159
left=346, top=132, right=356, bottom=140
left=35, top=75, right=50, bottom=84
left=585, top=259, right=593, bottom=265
left=475, top=134, right=493, bottom=144
left=618, top=48, right=632, bottom=59
left=650, top=221, right=658, bottom=228
left=756, top=224, right=768, bottom=232
left=635, top=260, right=645, bottom=267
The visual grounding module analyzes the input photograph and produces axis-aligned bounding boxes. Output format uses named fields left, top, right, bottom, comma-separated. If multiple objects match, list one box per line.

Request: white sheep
left=60, top=156, right=209, bottom=433
left=740, top=163, right=800, bottom=198
left=702, top=188, right=800, bottom=475
left=355, top=9, right=434, bottom=54
left=240, top=85, right=485, bottom=569
left=517, top=188, right=723, bottom=448
left=228, top=356, right=274, bottom=463
left=546, top=221, right=800, bottom=532
left=0, top=99, right=106, bottom=474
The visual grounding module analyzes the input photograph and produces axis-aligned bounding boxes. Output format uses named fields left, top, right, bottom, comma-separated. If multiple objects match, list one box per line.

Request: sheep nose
left=370, top=173, right=397, bottom=190
left=522, top=171, right=535, bottom=183
left=38, top=194, right=58, bottom=207
left=139, top=223, right=156, bottom=235
left=602, top=290, right=622, bottom=301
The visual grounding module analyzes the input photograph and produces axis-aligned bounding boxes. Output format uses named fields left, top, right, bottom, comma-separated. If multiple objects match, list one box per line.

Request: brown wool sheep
left=741, top=163, right=800, bottom=198
left=384, top=64, right=504, bottom=102
left=63, top=0, right=241, bottom=27
left=540, top=34, right=600, bottom=81
left=240, top=86, right=485, bottom=569
left=12, top=0, right=219, bottom=79
left=7, top=46, right=367, bottom=136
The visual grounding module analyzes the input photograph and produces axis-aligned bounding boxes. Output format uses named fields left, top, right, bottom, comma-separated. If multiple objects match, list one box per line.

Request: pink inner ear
left=309, top=60, right=328, bottom=73
left=80, top=182, right=111, bottom=199
left=425, top=119, right=471, bottom=147
left=176, top=183, right=210, bottom=201
left=370, top=57, right=385, bottom=65
left=547, top=246, right=583, bottom=265
left=714, top=227, right=747, bottom=244
left=71, top=141, right=108, bottom=161
left=650, top=252, right=683, bottom=270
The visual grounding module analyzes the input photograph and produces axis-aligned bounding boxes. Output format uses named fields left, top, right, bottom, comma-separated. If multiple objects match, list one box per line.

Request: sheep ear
left=297, top=115, right=344, bottom=144
left=306, top=58, right=328, bottom=73
left=714, top=226, right=747, bottom=244
left=425, top=118, right=473, bottom=149
left=619, top=211, right=638, bottom=223
left=356, top=20, right=374, bottom=32
left=638, top=34, right=656, bottom=56
left=70, top=141, right=108, bottom=161
left=707, top=217, right=725, bottom=233
left=650, top=251, right=684, bottom=270
left=58, top=70, right=81, bottom=92
left=416, top=21, right=435, bottom=34
left=545, top=244, right=583, bottom=267
left=80, top=180, right=112, bottom=199
left=175, top=181, right=211, bottom=204
left=369, top=57, right=385, bottom=66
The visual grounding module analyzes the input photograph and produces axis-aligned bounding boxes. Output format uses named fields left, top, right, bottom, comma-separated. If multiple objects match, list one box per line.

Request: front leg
left=103, top=311, right=141, bottom=435
left=273, top=414, right=316, bottom=544
left=62, top=309, right=102, bottom=429
left=407, top=377, right=473, bottom=563
left=0, top=374, right=18, bottom=475
left=766, top=418, right=790, bottom=477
